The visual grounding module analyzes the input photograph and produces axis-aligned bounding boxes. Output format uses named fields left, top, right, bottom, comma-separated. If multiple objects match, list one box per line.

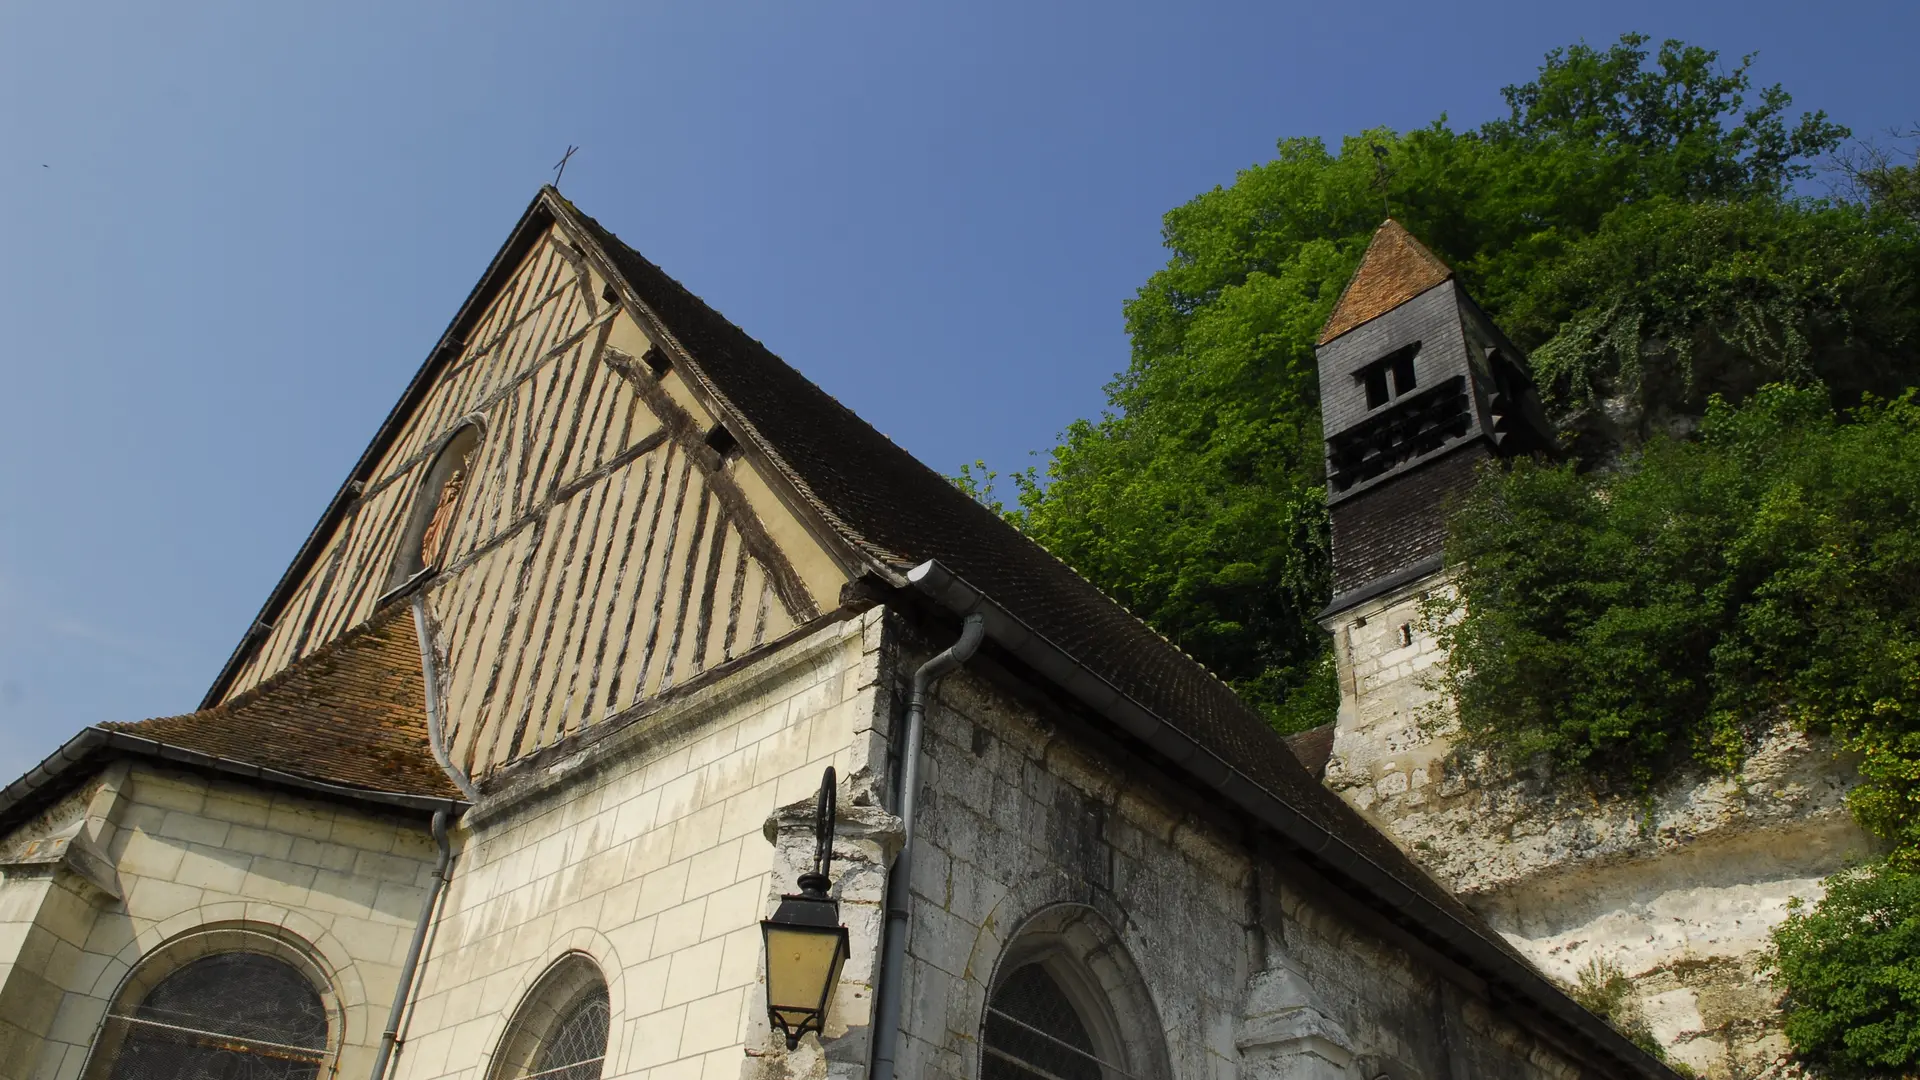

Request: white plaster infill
left=463, top=613, right=863, bottom=829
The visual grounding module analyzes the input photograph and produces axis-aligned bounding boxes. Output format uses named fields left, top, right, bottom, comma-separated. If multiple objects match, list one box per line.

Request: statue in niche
left=419, top=459, right=468, bottom=570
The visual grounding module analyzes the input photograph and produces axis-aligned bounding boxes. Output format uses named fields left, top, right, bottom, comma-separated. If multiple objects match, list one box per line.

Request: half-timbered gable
left=208, top=199, right=848, bottom=777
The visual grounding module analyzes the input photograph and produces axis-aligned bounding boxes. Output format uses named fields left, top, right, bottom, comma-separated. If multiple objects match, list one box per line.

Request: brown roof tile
left=1318, top=219, right=1453, bottom=345
left=105, top=610, right=460, bottom=802
left=1284, top=722, right=1336, bottom=780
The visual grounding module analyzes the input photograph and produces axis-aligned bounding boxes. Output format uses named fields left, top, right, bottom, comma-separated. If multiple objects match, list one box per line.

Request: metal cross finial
left=1371, top=142, right=1392, bottom=219
left=552, top=145, right=579, bottom=189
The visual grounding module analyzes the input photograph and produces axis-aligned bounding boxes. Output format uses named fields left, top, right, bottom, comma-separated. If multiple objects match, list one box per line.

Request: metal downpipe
left=869, top=611, right=985, bottom=1080
left=412, top=595, right=479, bottom=802
left=369, top=809, right=452, bottom=1080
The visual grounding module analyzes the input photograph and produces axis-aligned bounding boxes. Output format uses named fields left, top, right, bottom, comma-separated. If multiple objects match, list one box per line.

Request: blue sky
left=0, top=1, right=1914, bottom=780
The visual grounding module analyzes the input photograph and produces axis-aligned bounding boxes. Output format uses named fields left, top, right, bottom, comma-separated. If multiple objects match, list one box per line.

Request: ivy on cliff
left=1432, top=385, right=1920, bottom=1072
left=1772, top=863, right=1920, bottom=1078
left=1435, top=387, right=1920, bottom=817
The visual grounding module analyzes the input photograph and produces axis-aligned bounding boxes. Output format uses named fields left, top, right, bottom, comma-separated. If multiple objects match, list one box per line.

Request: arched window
left=984, top=964, right=1105, bottom=1080
left=391, top=422, right=482, bottom=588
left=85, top=930, right=335, bottom=1080
left=491, top=954, right=610, bottom=1080
left=980, top=906, right=1168, bottom=1080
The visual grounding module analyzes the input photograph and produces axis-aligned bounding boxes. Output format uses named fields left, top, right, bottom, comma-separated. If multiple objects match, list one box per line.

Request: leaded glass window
left=524, top=985, right=608, bottom=1080
left=491, top=955, right=611, bottom=1080
left=983, top=964, right=1127, bottom=1080
left=101, top=952, right=329, bottom=1080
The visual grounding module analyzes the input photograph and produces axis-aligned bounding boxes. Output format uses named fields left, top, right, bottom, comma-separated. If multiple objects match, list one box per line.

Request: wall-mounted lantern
left=761, top=766, right=851, bottom=1050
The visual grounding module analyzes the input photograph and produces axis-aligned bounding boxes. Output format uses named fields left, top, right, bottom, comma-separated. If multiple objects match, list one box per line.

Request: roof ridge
left=556, top=199, right=912, bottom=569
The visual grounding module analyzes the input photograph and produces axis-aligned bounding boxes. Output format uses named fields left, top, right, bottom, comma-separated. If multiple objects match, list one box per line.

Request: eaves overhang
left=0, top=727, right=467, bottom=840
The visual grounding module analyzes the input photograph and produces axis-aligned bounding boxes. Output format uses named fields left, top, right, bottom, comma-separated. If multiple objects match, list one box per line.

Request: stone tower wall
left=1321, top=574, right=1875, bottom=1078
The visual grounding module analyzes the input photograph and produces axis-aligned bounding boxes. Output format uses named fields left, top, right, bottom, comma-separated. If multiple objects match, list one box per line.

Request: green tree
left=1772, top=861, right=1920, bottom=1077
left=1433, top=387, right=1920, bottom=834
left=995, top=34, right=1876, bottom=733
left=1835, top=126, right=1920, bottom=226
left=1512, top=196, right=1918, bottom=459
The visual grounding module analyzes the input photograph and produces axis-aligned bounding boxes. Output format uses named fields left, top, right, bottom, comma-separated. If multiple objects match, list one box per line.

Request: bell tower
left=1316, top=220, right=1552, bottom=614
left=1312, top=220, right=1552, bottom=809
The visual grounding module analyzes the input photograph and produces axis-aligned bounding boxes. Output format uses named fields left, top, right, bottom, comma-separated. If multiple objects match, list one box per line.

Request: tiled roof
left=562, top=197, right=1525, bottom=958
left=1317, top=219, right=1453, bottom=345
left=105, top=610, right=461, bottom=802
left=1284, top=722, right=1336, bottom=780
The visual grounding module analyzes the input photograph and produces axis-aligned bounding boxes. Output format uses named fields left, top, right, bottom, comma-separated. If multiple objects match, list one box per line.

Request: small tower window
left=391, top=424, right=481, bottom=588
left=1357, top=342, right=1420, bottom=409
left=1399, top=623, right=1414, bottom=648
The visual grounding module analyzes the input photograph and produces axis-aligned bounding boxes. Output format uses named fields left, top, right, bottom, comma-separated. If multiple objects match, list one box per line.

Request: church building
left=0, top=190, right=1678, bottom=1080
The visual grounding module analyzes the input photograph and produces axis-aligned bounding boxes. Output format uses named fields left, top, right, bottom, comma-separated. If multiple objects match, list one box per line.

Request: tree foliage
left=1834, top=126, right=1920, bottom=227
left=1516, top=197, right=1917, bottom=447
left=1772, top=862, right=1920, bottom=1078
left=1440, top=384, right=1920, bottom=1075
left=1435, top=388, right=1920, bottom=810
left=989, top=34, right=1898, bottom=732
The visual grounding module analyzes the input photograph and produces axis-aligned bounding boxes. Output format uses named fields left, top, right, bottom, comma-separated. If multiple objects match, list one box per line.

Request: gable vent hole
left=705, top=424, right=739, bottom=459
left=642, top=348, right=671, bottom=379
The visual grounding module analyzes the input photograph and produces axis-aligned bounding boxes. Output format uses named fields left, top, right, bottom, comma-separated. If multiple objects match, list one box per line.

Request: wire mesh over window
left=983, top=964, right=1130, bottom=1080
left=489, top=955, right=612, bottom=1080
left=100, top=951, right=329, bottom=1080
left=523, top=986, right=609, bottom=1080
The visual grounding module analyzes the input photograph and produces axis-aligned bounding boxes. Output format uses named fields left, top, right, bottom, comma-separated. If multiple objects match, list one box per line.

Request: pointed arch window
left=490, top=954, right=611, bottom=1080
left=980, top=906, right=1169, bottom=1080
left=984, top=964, right=1109, bottom=1080
left=392, top=423, right=481, bottom=588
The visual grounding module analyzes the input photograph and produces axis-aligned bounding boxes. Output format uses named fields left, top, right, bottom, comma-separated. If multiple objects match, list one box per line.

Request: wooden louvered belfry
left=1314, top=220, right=1556, bottom=612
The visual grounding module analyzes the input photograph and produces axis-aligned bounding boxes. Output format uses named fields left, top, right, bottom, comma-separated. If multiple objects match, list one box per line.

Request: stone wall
left=1323, top=573, right=1877, bottom=1077
left=390, top=610, right=887, bottom=1080
left=4, top=592, right=1709, bottom=1080
left=0, top=761, right=440, bottom=1080
left=894, top=627, right=1598, bottom=1080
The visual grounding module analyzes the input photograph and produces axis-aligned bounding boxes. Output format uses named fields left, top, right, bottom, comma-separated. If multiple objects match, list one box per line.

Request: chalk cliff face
left=1320, top=576, right=1877, bottom=1079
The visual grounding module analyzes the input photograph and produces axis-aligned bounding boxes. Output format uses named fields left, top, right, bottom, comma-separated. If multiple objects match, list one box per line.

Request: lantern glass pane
left=765, top=925, right=844, bottom=1017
